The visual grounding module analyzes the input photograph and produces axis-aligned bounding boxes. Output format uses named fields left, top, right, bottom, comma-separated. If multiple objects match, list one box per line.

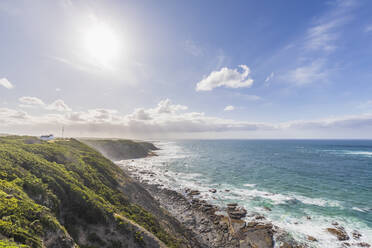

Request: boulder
left=188, top=190, right=200, bottom=196
left=228, top=208, right=247, bottom=220
left=356, top=243, right=371, bottom=247
left=352, top=230, right=362, bottom=240
left=255, top=215, right=266, bottom=220
left=326, top=227, right=350, bottom=241
left=263, top=206, right=272, bottom=211
left=227, top=203, right=238, bottom=208
left=239, top=224, right=274, bottom=248
left=209, top=189, right=217, bottom=193
left=307, top=235, right=317, bottom=242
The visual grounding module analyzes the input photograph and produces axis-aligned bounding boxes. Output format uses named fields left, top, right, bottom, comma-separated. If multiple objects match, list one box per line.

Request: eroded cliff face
left=81, top=139, right=158, bottom=161
left=0, top=136, right=201, bottom=248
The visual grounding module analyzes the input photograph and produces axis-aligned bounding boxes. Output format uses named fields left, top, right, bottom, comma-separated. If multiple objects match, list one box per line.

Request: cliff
left=0, top=136, right=201, bottom=248
left=81, top=139, right=159, bottom=161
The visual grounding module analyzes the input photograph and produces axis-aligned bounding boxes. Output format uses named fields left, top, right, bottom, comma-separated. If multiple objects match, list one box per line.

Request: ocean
left=118, top=140, right=372, bottom=247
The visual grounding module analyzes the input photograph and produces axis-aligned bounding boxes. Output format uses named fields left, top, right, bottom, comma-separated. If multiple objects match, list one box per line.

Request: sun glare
left=83, top=23, right=121, bottom=68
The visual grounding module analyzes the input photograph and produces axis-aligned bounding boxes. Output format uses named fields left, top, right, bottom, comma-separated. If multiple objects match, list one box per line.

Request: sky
left=1, top=0, right=372, bottom=139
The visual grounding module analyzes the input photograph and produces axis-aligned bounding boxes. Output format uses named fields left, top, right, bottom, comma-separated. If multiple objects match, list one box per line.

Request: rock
left=255, top=215, right=266, bottom=220
left=342, top=242, right=351, bottom=247
left=356, top=243, right=371, bottom=247
left=188, top=190, right=200, bottom=196
left=306, top=216, right=311, bottom=220
left=228, top=207, right=247, bottom=220
left=200, top=218, right=209, bottom=225
left=225, top=189, right=230, bottom=192
left=326, top=227, right=350, bottom=241
left=221, top=222, right=228, bottom=231
left=263, top=206, right=272, bottom=211
left=247, top=221, right=257, bottom=228
left=230, top=219, right=246, bottom=232
left=240, top=224, right=274, bottom=248
left=255, top=223, right=273, bottom=229
left=332, top=221, right=339, bottom=226
left=307, top=235, right=317, bottom=242
left=352, top=230, right=362, bottom=239
left=200, top=227, right=212, bottom=233
left=209, top=189, right=217, bottom=193
left=201, top=204, right=214, bottom=212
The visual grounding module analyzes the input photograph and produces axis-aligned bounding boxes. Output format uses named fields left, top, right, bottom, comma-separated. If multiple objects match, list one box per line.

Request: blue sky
left=1, top=0, right=372, bottom=138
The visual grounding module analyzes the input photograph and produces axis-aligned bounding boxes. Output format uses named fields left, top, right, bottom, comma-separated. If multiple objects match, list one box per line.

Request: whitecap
left=343, top=151, right=372, bottom=157
left=116, top=141, right=372, bottom=248
left=352, top=207, right=369, bottom=213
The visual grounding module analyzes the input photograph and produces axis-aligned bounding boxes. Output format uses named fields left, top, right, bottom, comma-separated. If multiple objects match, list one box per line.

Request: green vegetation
left=0, top=239, right=30, bottom=248
left=0, top=136, right=179, bottom=248
left=81, top=139, right=158, bottom=161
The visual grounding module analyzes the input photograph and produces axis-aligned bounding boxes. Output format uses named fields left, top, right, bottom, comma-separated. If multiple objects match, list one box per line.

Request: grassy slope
left=0, top=136, right=181, bottom=248
left=81, top=139, right=158, bottom=161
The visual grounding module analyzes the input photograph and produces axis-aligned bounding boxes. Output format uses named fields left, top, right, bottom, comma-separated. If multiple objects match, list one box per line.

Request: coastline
left=117, top=153, right=303, bottom=247
left=116, top=141, right=372, bottom=248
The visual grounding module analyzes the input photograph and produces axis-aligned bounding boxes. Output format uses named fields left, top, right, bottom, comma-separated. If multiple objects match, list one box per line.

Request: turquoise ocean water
left=118, top=140, right=372, bottom=247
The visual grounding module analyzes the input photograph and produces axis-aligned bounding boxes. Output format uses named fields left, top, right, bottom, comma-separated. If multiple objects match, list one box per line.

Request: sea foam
left=117, top=140, right=372, bottom=248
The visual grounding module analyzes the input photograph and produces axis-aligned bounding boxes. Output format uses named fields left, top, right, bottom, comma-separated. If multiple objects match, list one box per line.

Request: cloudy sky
left=1, top=0, right=372, bottom=139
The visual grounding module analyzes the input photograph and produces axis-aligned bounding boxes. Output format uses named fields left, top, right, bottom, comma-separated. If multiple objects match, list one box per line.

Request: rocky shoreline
left=120, top=159, right=371, bottom=248
left=121, top=166, right=310, bottom=248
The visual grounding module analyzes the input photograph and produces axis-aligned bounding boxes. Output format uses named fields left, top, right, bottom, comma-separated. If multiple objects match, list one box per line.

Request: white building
left=40, top=134, right=54, bottom=141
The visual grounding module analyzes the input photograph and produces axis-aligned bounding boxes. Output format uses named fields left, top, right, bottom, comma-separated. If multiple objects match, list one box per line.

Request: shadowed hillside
left=81, top=139, right=159, bottom=161
left=0, top=136, right=200, bottom=248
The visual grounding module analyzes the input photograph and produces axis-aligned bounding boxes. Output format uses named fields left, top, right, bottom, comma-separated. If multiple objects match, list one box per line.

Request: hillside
left=0, top=136, right=200, bottom=248
left=81, top=139, right=159, bottom=161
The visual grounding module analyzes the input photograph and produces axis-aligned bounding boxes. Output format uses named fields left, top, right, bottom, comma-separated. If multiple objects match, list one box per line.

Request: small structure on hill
left=40, top=134, right=54, bottom=141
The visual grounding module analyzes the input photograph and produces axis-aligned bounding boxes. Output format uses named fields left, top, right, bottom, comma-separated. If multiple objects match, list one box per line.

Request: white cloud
left=46, top=99, right=71, bottom=112
left=224, top=105, right=235, bottom=111
left=304, top=0, right=354, bottom=52
left=19, top=96, right=45, bottom=107
left=3, top=99, right=372, bottom=138
left=19, top=96, right=71, bottom=112
left=0, top=78, right=14, bottom=89
left=264, top=72, right=274, bottom=86
left=196, top=65, right=254, bottom=91
left=305, top=20, right=341, bottom=52
left=56, top=88, right=61, bottom=92
left=0, top=108, right=29, bottom=123
left=286, top=60, right=327, bottom=86
left=265, top=72, right=274, bottom=83
left=154, top=99, right=188, bottom=114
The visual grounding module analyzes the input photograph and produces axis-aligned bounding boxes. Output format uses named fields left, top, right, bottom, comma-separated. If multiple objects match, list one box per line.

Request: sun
left=82, top=22, right=121, bottom=68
